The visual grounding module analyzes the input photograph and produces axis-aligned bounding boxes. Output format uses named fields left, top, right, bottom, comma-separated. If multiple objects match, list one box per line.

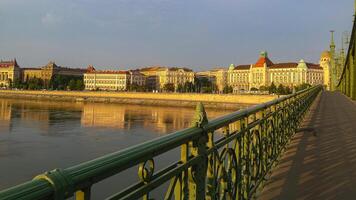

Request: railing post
left=189, top=102, right=208, bottom=200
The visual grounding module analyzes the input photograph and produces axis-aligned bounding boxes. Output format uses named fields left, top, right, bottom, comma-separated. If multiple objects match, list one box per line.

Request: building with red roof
left=0, top=59, right=21, bottom=87
left=228, top=51, right=325, bottom=92
left=83, top=65, right=146, bottom=91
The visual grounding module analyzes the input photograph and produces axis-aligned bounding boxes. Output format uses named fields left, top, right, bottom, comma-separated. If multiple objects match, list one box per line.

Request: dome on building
left=320, top=51, right=331, bottom=59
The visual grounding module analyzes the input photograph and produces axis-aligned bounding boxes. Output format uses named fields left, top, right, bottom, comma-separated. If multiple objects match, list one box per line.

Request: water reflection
left=81, top=104, right=213, bottom=134
left=0, top=98, right=229, bottom=135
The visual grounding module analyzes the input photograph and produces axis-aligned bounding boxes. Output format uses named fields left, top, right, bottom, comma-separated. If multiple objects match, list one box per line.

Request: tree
left=250, top=87, right=259, bottom=91
left=183, top=81, right=194, bottom=93
left=294, top=83, right=311, bottom=92
left=223, top=85, right=233, bottom=94
left=285, top=86, right=292, bottom=94
left=259, top=86, right=267, bottom=91
left=68, top=79, right=76, bottom=90
left=176, top=84, right=184, bottom=93
left=268, top=82, right=277, bottom=94
left=75, top=79, right=84, bottom=90
left=163, top=83, right=175, bottom=92
left=277, top=84, right=285, bottom=95
left=27, top=77, right=44, bottom=90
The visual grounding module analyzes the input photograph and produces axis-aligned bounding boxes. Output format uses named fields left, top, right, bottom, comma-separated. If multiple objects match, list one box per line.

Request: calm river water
left=0, top=98, right=232, bottom=199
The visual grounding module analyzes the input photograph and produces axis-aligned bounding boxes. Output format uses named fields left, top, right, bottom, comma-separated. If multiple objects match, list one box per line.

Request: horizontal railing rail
left=0, top=85, right=322, bottom=200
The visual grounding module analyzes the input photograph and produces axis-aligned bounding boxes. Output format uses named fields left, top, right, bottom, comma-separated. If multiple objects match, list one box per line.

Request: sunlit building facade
left=157, top=68, right=195, bottom=90
left=83, top=65, right=146, bottom=91
left=139, top=66, right=195, bottom=91
left=196, top=68, right=227, bottom=92
left=228, top=51, right=325, bottom=92
left=0, top=59, right=21, bottom=87
left=22, top=61, right=86, bottom=86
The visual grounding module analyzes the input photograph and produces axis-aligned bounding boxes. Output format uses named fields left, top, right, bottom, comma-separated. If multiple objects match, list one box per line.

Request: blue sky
left=0, top=0, right=353, bottom=70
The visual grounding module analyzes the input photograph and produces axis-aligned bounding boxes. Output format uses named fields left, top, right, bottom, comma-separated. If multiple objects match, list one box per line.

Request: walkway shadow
left=259, top=91, right=356, bottom=200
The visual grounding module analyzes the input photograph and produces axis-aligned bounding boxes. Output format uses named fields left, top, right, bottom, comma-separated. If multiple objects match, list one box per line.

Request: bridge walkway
left=259, top=91, right=356, bottom=200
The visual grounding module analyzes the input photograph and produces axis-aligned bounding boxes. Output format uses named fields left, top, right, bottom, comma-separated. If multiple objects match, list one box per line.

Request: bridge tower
left=329, top=30, right=337, bottom=90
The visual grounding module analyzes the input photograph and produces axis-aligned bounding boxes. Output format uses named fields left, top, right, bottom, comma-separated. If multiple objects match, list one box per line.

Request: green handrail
left=0, top=85, right=322, bottom=200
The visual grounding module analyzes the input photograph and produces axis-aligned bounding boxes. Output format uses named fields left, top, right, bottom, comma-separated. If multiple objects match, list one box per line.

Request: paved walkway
left=258, top=91, right=356, bottom=200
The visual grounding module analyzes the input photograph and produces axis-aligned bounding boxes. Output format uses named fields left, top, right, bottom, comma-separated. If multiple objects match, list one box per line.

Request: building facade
left=83, top=65, right=146, bottom=91
left=156, top=68, right=195, bottom=90
left=139, top=66, right=166, bottom=91
left=196, top=68, right=227, bottom=92
left=22, top=61, right=86, bottom=86
left=139, top=66, right=195, bottom=91
left=228, top=51, right=325, bottom=92
left=0, top=59, right=21, bottom=87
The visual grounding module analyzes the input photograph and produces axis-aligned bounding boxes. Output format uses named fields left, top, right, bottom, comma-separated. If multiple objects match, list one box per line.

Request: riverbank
left=0, top=90, right=277, bottom=109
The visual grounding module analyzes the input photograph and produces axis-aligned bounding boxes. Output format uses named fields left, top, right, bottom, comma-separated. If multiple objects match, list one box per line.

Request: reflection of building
left=0, top=59, right=21, bottom=87
left=81, top=104, right=127, bottom=129
left=228, top=51, right=324, bottom=92
left=83, top=65, right=146, bottom=91
left=22, top=61, right=86, bottom=85
left=0, top=99, right=12, bottom=132
left=81, top=103, right=227, bottom=134
left=196, top=68, right=227, bottom=92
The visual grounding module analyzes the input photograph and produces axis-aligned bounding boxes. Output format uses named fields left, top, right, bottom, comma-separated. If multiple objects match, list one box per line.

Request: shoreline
left=0, top=90, right=277, bottom=110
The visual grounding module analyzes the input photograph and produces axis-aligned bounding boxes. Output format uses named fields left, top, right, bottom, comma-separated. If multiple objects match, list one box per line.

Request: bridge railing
left=337, top=14, right=356, bottom=99
left=0, top=85, right=322, bottom=200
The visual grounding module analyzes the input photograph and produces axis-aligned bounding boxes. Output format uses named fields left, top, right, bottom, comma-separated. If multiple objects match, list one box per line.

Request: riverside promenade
left=259, top=91, right=356, bottom=200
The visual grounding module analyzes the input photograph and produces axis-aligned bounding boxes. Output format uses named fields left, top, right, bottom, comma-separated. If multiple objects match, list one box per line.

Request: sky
left=0, top=0, right=353, bottom=70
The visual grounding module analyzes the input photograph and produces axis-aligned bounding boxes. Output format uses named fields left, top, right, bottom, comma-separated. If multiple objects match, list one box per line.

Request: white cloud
left=41, top=12, right=62, bottom=26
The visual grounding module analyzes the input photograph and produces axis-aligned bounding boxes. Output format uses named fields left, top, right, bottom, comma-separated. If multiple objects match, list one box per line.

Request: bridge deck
left=259, top=91, right=356, bottom=200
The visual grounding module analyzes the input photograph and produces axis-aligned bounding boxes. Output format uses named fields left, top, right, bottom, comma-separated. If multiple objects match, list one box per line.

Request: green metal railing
left=337, top=14, right=356, bottom=99
left=0, top=85, right=322, bottom=200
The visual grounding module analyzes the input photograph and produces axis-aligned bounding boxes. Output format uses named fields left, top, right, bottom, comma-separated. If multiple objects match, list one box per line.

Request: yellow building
left=196, top=68, right=227, bottom=92
left=319, top=51, right=332, bottom=90
left=0, top=59, right=21, bottom=87
left=22, top=61, right=86, bottom=85
left=139, top=66, right=195, bottom=91
left=83, top=65, right=146, bottom=91
left=157, top=67, right=194, bottom=90
left=228, top=51, right=324, bottom=92
left=139, top=66, right=166, bottom=91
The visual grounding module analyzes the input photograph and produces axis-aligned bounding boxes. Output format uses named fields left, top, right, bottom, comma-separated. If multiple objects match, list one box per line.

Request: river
left=0, top=98, right=233, bottom=199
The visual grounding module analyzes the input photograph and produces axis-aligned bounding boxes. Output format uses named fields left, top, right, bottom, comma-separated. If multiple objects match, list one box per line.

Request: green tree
left=294, top=83, right=311, bottom=92
left=268, top=82, right=277, bottom=94
left=259, top=85, right=267, bottom=91
left=183, top=81, right=194, bottom=93
left=163, top=83, right=175, bottom=92
left=223, top=85, right=233, bottom=94
left=250, top=87, right=259, bottom=91
left=176, top=84, right=184, bottom=93
left=68, top=79, right=76, bottom=90
left=276, top=84, right=285, bottom=95
left=75, top=79, right=84, bottom=90
left=285, top=86, right=292, bottom=94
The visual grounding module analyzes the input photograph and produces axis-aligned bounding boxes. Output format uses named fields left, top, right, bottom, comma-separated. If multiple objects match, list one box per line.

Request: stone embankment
left=0, top=90, right=277, bottom=110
